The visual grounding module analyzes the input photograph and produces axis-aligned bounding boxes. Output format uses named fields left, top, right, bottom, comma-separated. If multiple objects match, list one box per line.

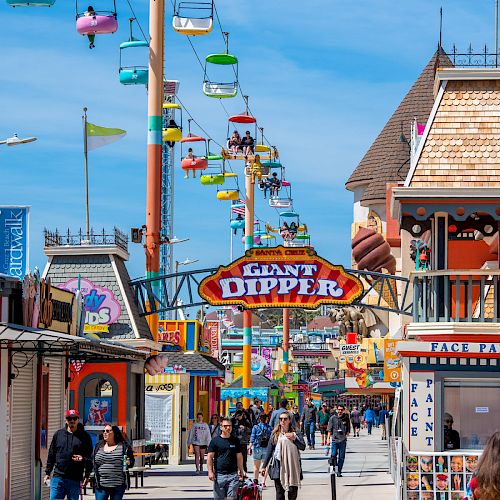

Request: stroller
left=237, top=478, right=262, bottom=500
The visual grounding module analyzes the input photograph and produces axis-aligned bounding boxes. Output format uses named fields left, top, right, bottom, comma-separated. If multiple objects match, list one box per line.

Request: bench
left=128, top=466, right=147, bottom=488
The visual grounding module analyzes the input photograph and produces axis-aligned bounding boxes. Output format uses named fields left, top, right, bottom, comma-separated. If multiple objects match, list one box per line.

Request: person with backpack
left=364, top=406, right=376, bottom=435
left=91, top=424, right=135, bottom=500
left=249, top=413, right=272, bottom=486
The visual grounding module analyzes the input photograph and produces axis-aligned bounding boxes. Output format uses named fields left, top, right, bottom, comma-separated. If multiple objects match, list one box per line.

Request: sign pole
left=242, top=160, right=255, bottom=404
left=145, top=0, right=165, bottom=340
left=282, top=308, right=289, bottom=372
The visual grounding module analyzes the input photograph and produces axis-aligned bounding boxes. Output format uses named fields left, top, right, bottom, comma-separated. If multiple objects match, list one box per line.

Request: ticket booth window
left=443, top=379, right=500, bottom=450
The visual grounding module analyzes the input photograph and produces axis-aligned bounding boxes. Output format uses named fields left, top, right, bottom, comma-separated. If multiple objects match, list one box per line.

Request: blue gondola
left=119, top=19, right=149, bottom=86
left=7, top=0, right=55, bottom=5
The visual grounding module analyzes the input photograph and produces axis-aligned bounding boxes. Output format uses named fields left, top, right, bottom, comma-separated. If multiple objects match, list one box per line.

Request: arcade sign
left=199, top=246, right=363, bottom=310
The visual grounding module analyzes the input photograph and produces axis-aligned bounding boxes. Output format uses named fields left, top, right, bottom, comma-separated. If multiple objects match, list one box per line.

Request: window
left=443, top=379, right=500, bottom=450
left=83, top=377, right=114, bottom=426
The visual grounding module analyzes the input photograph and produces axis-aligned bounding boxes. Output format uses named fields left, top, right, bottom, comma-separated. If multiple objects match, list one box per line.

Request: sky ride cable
left=172, top=0, right=304, bottom=236
left=125, top=0, right=149, bottom=42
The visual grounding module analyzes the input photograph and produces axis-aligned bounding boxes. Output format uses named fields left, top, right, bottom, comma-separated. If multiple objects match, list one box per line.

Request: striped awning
left=145, top=373, right=180, bottom=384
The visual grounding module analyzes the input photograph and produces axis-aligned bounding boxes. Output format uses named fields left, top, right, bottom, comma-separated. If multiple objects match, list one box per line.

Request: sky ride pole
left=282, top=308, right=290, bottom=372
left=242, top=160, right=255, bottom=404
left=145, top=0, right=165, bottom=340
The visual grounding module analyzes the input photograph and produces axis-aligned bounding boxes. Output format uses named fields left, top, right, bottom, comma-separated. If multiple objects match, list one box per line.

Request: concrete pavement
left=83, top=427, right=397, bottom=499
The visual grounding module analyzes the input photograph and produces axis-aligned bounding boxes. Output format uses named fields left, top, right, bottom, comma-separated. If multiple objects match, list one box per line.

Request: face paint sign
left=199, top=246, right=363, bottom=309
left=60, top=278, right=122, bottom=332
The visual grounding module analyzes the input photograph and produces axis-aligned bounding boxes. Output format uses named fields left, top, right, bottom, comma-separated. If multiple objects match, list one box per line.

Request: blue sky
left=1, top=0, right=498, bottom=279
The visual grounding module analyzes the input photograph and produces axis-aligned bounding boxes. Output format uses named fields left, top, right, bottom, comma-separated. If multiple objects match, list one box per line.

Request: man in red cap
left=44, top=409, right=92, bottom=500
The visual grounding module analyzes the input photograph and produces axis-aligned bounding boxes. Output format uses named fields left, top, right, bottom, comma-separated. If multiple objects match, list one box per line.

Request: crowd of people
left=42, top=403, right=500, bottom=500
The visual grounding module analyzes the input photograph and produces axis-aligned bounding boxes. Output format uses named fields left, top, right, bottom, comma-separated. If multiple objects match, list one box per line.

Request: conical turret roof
left=346, top=48, right=453, bottom=204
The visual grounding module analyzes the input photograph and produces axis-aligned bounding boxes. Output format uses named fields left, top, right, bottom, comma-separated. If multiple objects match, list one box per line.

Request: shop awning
left=145, top=373, right=181, bottom=384
left=163, top=351, right=225, bottom=376
left=228, top=374, right=279, bottom=389
left=220, top=387, right=270, bottom=401
left=0, top=323, right=147, bottom=360
left=315, top=378, right=346, bottom=395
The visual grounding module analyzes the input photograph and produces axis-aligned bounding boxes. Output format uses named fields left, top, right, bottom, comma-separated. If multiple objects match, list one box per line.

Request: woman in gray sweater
left=92, top=425, right=135, bottom=500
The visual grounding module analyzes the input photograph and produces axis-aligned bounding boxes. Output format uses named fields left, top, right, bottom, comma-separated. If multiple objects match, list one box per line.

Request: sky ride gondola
left=179, top=119, right=208, bottom=178
left=76, top=1, right=118, bottom=49
left=217, top=190, right=239, bottom=201
left=7, top=0, right=55, bottom=6
left=119, top=18, right=148, bottom=86
left=203, top=53, right=238, bottom=98
left=172, top=1, right=213, bottom=36
left=203, top=32, right=238, bottom=98
left=162, top=102, right=183, bottom=146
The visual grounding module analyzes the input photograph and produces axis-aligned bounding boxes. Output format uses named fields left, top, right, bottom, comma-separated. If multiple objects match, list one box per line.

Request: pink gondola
left=76, top=14, right=117, bottom=34
left=76, top=1, right=117, bottom=38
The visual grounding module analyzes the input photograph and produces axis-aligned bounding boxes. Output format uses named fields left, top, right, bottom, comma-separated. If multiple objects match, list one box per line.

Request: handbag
left=268, top=455, right=280, bottom=480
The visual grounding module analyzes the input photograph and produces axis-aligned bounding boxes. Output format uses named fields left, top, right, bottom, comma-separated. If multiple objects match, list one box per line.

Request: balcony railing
left=413, top=269, right=500, bottom=322
left=44, top=227, right=128, bottom=252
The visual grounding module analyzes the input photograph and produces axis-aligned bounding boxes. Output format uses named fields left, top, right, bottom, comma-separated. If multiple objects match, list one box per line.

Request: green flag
left=86, top=122, right=126, bottom=151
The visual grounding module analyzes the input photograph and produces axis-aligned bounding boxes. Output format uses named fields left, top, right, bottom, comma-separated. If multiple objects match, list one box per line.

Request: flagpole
left=83, top=107, right=90, bottom=240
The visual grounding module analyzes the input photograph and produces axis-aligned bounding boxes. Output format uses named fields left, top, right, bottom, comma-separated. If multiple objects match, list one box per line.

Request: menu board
left=404, top=451, right=480, bottom=499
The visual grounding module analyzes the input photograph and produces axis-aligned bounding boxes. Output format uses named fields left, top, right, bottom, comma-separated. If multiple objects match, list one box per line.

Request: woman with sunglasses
left=92, top=424, right=134, bottom=500
left=262, top=412, right=305, bottom=500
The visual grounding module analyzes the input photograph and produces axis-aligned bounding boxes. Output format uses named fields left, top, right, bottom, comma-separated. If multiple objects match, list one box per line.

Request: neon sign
left=199, top=246, right=363, bottom=309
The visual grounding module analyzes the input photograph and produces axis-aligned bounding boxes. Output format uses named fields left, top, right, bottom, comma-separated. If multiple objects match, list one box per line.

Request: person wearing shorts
left=208, top=418, right=244, bottom=500
left=249, top=413, right=272, bottom=486
left=317, top=403, right=330, bottom=446
left=350, top=407, right=361, bottom=437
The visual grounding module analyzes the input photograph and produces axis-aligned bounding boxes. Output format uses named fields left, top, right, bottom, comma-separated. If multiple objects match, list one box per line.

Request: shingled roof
left=346, top=49, right=453, bottom=204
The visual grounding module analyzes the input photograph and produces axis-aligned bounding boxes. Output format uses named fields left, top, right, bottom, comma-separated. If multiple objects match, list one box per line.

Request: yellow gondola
left=162, top=102, right=182, bottom=145
left=217, top=190, right=239, bottom=201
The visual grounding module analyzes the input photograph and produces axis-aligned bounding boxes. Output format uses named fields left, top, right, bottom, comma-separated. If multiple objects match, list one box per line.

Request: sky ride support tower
left=160, top=80, right=180, bottom=319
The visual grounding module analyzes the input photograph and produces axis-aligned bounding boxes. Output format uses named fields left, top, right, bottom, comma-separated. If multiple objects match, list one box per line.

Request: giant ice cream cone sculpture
left=352, top=227, right=397, bottom=309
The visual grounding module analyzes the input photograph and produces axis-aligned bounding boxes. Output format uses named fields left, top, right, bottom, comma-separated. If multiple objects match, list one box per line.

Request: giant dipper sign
left=199, top=246, right=363, bottom=309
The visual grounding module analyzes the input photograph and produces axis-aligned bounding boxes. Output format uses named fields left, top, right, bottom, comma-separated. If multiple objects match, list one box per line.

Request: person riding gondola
left=280, top=221, right=291, bottom=239
left=269, top=172, right=281, bottom=196
left=84, top=5, right=96, bottom=48
left=241, top=130, right=254, bottom=157
left=228, top=130, right=242, bottom=157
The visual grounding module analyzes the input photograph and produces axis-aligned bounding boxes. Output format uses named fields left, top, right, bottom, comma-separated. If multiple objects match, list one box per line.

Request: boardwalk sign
left=199, top=246, right=363, bottom=310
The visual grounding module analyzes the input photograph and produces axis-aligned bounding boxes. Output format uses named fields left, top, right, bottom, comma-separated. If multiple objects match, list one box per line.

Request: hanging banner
left=384, top=339, right=402, bottom=382
left=206, top=320, right=220, bottom=360
left=199, top=246, right=363, bottom=310
left=145, top=393, right=173, bottom=444
left=261, top=347, right=273, bottom=378
left=0, top=206, right=29, bottom=278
